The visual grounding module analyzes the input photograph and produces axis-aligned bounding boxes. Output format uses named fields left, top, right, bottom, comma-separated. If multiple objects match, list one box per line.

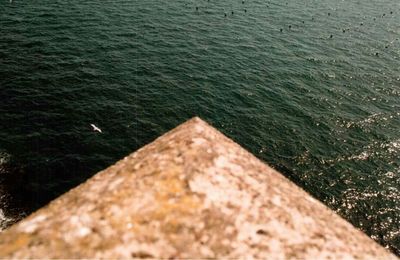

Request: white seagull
left=90, top=124, right=102, bottom=133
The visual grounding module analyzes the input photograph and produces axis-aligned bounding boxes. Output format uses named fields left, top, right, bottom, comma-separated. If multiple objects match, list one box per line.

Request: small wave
left=321, top=138, right=400, bottom=166
left=363, top=139, right=400, bottom=155
left=347, top=151, right=370, bottom=161
left=321, top=151, right=370, bottom=165
left=384, top=140, right=400, bottom=154
left=0, top=209, right=13, bottom=232
left=343, top=112, right=389, bottom=129
left=0, top=151, right=11, bottom=170
left=334, top=181, right=400, bottom=254
left=0, top=151, right=17, bottom=232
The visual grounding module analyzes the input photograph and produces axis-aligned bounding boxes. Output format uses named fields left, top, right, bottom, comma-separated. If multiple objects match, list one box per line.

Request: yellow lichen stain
left=157, top=195, right=201, bottom=217
left=155, top=165, right=186, bottom=196
left=161, top=219, right=186, bottom=234
left=158, top=178, right=184, bottom=196
left=153, top=195, right=201, bottom=235
left=0, top=233, right=31, bottom=256
left=158, top=165, right=183, bottom=178
left=114, top=164, right=205, bottom=238
left=131, top=170, right=203, bottom=235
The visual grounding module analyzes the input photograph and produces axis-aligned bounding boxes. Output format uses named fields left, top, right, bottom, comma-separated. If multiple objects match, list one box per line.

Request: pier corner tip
left=187, top=116, right=207, bottom=124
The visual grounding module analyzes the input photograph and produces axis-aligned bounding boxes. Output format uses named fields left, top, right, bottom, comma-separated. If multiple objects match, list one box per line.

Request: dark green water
left=1, top=0, right=399, bottom=254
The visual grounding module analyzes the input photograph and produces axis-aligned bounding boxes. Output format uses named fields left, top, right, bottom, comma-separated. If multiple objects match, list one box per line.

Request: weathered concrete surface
left=0, top=117, right=396, bottom=259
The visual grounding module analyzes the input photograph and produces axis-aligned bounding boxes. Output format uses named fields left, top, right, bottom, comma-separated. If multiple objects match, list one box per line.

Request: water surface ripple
left=0, top=0, right=399, bottom=254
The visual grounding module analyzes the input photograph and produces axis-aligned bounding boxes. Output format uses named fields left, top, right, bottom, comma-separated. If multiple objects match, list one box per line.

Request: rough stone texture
left=0, top=117, right=396, bottom=259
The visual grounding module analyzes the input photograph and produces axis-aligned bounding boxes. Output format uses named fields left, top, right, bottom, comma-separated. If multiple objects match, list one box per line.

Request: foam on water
left=0, top=209, right=12, bottom=232
left=0, top=151, right=13, bottom=230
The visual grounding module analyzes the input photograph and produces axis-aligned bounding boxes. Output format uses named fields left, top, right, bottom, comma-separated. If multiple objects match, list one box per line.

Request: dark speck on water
left=0, top=0, right=399, bottom=256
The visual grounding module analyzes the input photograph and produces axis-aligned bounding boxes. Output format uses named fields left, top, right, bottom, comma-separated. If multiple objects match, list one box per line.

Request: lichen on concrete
left=0, top=117, right=396, bottom=259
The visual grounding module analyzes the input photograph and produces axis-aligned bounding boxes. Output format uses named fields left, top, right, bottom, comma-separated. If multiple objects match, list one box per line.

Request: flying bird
left=90, top=124, right=102, bottom=133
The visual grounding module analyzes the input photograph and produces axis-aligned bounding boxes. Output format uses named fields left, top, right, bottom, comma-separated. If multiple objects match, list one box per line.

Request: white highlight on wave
left=0, top=151, right=13, bottom=232
left=0, top=208, right=13, bottom=232
left=321, top=139, right=400, bottom=165
left=337, top=112, right=400, bottom=130
left=344, top=112, right=388, bottom=129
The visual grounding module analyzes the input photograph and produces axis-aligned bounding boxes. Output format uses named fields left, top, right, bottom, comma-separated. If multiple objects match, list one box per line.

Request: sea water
left=0, top=0, right=399, bottom=254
